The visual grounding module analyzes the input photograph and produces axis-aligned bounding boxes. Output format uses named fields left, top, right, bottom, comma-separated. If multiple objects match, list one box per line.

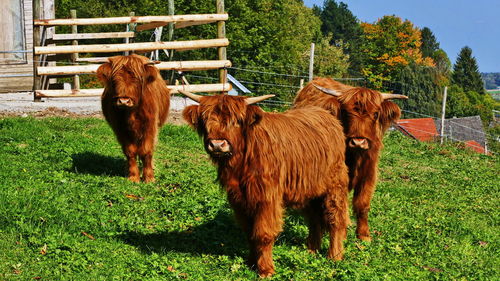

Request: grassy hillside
left=0, top=117, right=498, bottom=280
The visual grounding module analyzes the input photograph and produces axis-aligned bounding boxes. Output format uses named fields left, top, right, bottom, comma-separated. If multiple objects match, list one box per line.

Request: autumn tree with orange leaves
left=359, top=15, right=434, bottom=88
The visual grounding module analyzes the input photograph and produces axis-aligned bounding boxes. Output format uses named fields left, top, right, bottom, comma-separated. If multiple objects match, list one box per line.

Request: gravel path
left=0, top=92, right=195, bottom=124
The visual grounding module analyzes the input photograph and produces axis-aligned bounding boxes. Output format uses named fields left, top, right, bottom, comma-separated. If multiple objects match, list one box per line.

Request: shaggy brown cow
left=294, top=77, right=407, bottom=241
left=181, top=92, right=349, bottom=277
left=97, top=54, right=170, bottom=183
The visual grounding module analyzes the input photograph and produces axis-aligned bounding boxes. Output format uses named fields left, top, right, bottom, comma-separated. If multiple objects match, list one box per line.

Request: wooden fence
left=32, top=5, right=231, bottom=100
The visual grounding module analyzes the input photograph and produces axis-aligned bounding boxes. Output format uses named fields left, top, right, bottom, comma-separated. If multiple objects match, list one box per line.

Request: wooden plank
left=35, top=38, right=229, bottom=54
left=34, top=14, right=228, bottom=26
left=35, top=83, right=232, bottom=97
left=175, top=20, right=217, bottom=29
left=52, top=32, right=135, bottom=41
left=136, top=19, right=218, bottom=31
left=76, top=57, right=109, bottom=63
left=136, top=22, right=168, bottom=32
left=37, top=60, right=232, bottom=75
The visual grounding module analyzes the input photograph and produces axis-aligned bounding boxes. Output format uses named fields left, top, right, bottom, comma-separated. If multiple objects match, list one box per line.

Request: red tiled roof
left=464, top=140, right=486, bottom=154
left=396, top=118, right=439, bottom=142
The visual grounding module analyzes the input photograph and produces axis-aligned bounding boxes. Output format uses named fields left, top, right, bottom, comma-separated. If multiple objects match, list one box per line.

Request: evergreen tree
left=316, top=0, right=364, bottom=75
left=451, top=46, right=485, bottom=94
left=420, top=27, right=439, bottom=58
left=394, top=63, right=442, bottom=117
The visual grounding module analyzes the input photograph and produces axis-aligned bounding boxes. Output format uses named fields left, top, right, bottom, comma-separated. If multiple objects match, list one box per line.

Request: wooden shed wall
left=0, top=0, right=34, bottom=92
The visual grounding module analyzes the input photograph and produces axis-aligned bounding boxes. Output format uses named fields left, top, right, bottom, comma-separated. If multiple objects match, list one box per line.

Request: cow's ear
left=144, top=65, right=158, bottom=84
left=245, top=105, right=264, bottom=126
left=182, top=105, right=200, bottom=129
left=324, top=97, right=342, bottom=118
left=96, top=63, right=112, bottom=85
left=380, top=100, right=402, bottom=132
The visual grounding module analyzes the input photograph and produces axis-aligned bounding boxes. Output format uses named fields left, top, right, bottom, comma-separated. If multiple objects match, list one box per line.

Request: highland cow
left=294, top=77, right=407, bottom=241
left=181, top=92, right=349, bottom=277
left=97, top=54, right=170, bottom=182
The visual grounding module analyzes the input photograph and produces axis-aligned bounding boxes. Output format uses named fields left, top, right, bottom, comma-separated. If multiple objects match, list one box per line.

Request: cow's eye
left=374, top=112, right=379, bottom=119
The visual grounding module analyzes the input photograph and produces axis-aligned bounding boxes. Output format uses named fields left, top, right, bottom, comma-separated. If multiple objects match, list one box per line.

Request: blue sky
left=303, top=0, right=500, bottom=73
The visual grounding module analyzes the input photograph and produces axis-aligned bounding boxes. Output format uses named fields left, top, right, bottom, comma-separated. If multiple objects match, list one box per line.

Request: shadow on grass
left=119, top=211, right=248, bottom=257
left=119, top=211, right=309, bottom=258
left=70, top=152, right=126, bottom=177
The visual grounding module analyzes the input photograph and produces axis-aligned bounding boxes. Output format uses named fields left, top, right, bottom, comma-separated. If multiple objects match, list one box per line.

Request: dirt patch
left=0, top=106, right=186, bottom=125
left=167, top=111, right=187, bottom=125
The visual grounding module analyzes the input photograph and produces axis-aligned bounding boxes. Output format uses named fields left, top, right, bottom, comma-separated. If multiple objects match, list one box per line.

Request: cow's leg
left=140, top=153, right=154, bottom=183
left=123, top=142, right=140, bottom=182
left=139, top=126, right=157, bottom=183
left=352, top=164, right=377, bottom=241
left=231, top=204, right=257, bottom=268
left=303, top=198, right=325, bottom=253
left=251, top=202, right=283, bottom=277
left=324, top=181, right=348, bottom=261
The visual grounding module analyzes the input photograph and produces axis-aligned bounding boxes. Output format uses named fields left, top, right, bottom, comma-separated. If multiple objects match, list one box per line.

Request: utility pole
left=308, top=43, right=315, bottom=82
left=440, top=86, right=448, bottom=144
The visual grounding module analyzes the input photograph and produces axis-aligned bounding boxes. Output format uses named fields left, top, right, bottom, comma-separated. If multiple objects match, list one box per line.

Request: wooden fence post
left=167, top=0, right=175, bottom=84
left=70, top=10, right=80, bottom=92
left=124, top=12, right=135, bottom=55
left=440, top=86, right=448, bottom=144
left=308, top=43, right=315, bottom=82
left=33, top=0, right=42, bottom=101
left=216, top=0, right=227, bottom=92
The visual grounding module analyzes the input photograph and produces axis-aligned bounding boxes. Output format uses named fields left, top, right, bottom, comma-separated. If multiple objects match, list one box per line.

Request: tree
left=225, top=0, right=349, bottom=101
left=451, top=46, right=485, bottom=95
left=315, top=0, right=364, bottom=75
left=359, top=16, right=434, bottom=88
left=420, top=27, right=439, bottom=58
left=394, top=63, right=442, bottom=117
left=432, top=49, right=452, bottom=85
left=446, top=85, right=496, bottom=125
left=313, top=34, right=350, bottom=78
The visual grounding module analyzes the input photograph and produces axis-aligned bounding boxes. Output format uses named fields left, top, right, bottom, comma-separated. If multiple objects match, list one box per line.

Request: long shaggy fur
left=293, top=77, right=402, bottom=241
left=97, top=54, right=170, bottom=182
left=183, top=95, right=349, bottom=277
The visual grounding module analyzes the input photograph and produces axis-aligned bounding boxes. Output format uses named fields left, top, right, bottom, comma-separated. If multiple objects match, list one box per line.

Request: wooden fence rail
left=35, top=39, right=229, bottom=55
left=36, top=83, right=232, bottom=98
left=34, top=14, right=228, bottom=28
left=37, top=60, right=232, bottom=75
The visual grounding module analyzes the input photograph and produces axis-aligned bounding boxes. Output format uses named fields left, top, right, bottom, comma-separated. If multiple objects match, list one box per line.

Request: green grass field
left=0, top=117, right=498, bottom=280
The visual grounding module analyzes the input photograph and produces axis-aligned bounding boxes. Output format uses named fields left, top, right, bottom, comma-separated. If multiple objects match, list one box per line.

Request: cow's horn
left=381, top=93, right=408, bottom=100
left=245, top=94, right=275, bottom=105
left=312, top=84, right=342, bottom=97
left=145, top=60, right=160, bottom=65
left=179, top=90, right=202, bottom=103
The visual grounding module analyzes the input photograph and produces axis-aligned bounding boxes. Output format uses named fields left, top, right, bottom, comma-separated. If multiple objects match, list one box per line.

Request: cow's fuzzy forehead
left=339, top=87, right=383, bottom=113
left=108, top=54, right=149, bottom=79
left=197, top=95, right=248, bottom=123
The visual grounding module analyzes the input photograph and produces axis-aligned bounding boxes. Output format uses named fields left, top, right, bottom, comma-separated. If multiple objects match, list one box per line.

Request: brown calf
left=97, top=54, right=170, bottom=182
left=294, top=77, right=407, bottom=241
left=181, top=92, right=349, bottom=277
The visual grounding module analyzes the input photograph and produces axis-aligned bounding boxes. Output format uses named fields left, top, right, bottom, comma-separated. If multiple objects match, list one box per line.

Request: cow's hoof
left=357, top=234, right=372, bottom=242
left=328, top=251, right=344, bottom=261
left=142, top=176, right=155, bottom=183
left=128, top=175, right=140, bottom=183
left=258, top=269, right=275, bottom=278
